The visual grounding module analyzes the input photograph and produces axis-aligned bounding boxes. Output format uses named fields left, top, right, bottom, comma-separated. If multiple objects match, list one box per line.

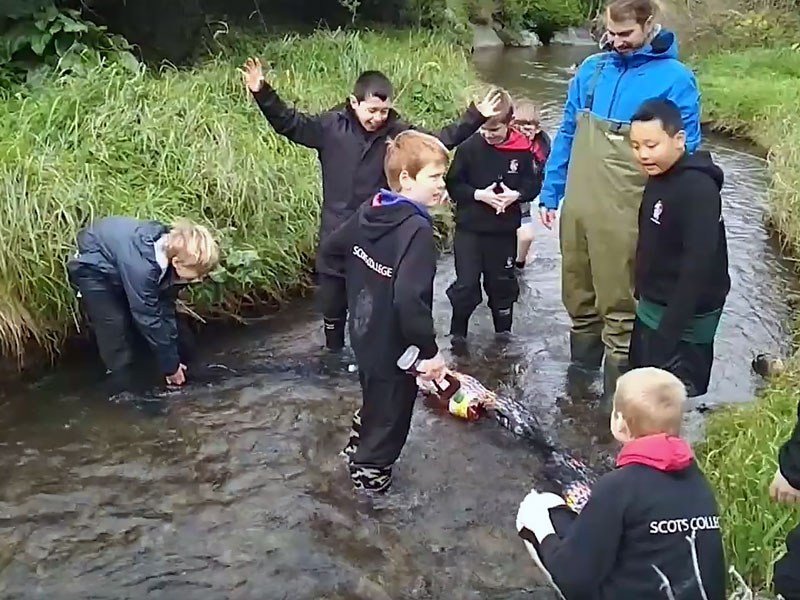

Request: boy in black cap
left=445, top=89, right=538, bottom=340
left=628, top=98, right=730, bottom=397
left=242, top=58, right=503, bottom=352
left=319, top=130, right=450, bottom=493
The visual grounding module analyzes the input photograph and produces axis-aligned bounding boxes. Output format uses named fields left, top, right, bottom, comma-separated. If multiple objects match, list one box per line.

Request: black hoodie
left=446, top=130, right=538, bottom=234
left=318, top=190, right=438, bottom=376
left=635, top=151, right=730, bottom=354
left=251, top=85, right=485, bottom=273
left=538, top=434, right=726, bottom=600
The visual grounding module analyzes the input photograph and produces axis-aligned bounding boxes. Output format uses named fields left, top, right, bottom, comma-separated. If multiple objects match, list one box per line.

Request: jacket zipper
left=607, top=62, right=628, bottom=118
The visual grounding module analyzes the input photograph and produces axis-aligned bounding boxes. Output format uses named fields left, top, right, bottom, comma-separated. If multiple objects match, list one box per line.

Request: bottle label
left=448, top=391, right=470, bottom=419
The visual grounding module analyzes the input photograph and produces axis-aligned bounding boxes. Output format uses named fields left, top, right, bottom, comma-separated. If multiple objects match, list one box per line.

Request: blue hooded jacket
left=540, top=29, right=701, bottom=211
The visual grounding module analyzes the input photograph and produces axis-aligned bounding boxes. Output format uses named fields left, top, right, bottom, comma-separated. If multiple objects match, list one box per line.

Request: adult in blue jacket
left=538, top=0, right=701, bottom=404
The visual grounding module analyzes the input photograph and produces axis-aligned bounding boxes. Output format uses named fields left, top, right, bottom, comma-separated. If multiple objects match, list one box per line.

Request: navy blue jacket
left=67, top=217, right=182, bottom=375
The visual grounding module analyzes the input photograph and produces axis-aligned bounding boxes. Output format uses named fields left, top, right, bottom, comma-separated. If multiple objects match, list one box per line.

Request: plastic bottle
left=397, top=346, right=481, bottom=421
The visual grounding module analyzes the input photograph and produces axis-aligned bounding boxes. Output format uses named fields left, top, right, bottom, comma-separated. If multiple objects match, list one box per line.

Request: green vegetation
left=0, top=29, right=478, bottom=361
left=690, top=14, right=800, bottom=594
left=699, top=375, right=799, bottom=591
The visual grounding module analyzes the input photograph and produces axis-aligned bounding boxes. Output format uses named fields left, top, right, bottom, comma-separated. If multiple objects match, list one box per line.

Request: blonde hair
left=613, top=367, right=686, bottom=437
left=165, top=220, right=219, bottom=275
left=384, top=130, right=449, bottom=192
left=513, top=99, right=541, bottom=126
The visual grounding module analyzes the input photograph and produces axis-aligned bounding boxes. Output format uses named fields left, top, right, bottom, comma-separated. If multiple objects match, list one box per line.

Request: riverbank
left=693, top=47, right=800, bottom=593
left=0, top=29, right=477, bottom=365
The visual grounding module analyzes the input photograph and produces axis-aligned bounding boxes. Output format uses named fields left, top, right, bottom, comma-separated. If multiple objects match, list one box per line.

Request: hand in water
left=770, top=468, right=800, bottom=504
left=495, top=182, right=520, bottom=213
left=416, top=352, right=447, bottom=382
left=475, top=90, right=505, bottom=119
left=166, top=364, right=187, bottom=386
left=241, top=57, right=266, bottom=93
left=539, top=206, right=557, bottom=230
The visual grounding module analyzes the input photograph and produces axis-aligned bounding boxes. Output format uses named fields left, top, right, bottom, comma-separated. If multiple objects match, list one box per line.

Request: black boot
left=324, top=317, right=346, bottom=351
left=602, top=354, right=629, bottom=415
left=450, top=313, right=470, bottom=340
left=492, top=307, right=513, bottom=335
left=569, top=331, right=604, bottom=370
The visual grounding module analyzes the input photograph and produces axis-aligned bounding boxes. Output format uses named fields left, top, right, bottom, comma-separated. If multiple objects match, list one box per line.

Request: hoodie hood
left=493, top=129, right=532, bottom=152
left=616, top=433, right=694, bottom=472
left=359, top=189, right=431, bottom=242
left=668, top=150, right=724, bottom=190
left=611, top=28, right=678, bottom=67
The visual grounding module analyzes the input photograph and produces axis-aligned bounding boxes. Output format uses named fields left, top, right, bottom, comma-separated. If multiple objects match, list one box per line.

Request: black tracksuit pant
left=447, top=229, right=519, bottom=336
left=70, top=269, right=193, bottom=393
left=344, top=370, right=418, bottom=493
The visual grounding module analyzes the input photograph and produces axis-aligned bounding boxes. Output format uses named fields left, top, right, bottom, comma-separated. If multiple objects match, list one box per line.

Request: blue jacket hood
left=539, top=27, right=702, bottom=211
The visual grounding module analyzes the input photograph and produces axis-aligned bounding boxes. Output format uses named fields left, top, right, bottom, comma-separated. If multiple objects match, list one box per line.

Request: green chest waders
left=559, top=60, right=647, bottom=370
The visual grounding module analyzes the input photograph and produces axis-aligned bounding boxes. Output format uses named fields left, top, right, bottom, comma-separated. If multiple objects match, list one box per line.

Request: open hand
left=241, top=57, right=265, bottom=93
left=539, top=206, right=557, bottom=230
left=476, top=90, right=505, bottom=119
left=166, top=363, right=187, bottom=386
left=416, top=352, right=447, bottom=382
left=770, top=468, right=800, bottom=505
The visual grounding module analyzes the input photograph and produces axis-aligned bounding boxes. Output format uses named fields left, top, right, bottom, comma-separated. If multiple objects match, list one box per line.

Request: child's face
left=399, top=162, right=447, bottom=207
left=513, top=118, right=541, bottom=142
left=172, top=257, right=205, bottom=283
left=630, top=119, right=687, bottom=176
left=480, top=120, right=510, bottom=146
left=349, top=94, right=393, bottom=132
left=610, top=405, right=633, bottom=443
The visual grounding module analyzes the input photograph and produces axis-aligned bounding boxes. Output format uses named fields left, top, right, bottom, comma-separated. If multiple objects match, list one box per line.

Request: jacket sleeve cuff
left=158, top=348, right=181, bottom=375
left=465, top=103, right=486, bottom=125
left=251, top=83, right=277, bottom=105
left=417, top=339, right=439, bottom=361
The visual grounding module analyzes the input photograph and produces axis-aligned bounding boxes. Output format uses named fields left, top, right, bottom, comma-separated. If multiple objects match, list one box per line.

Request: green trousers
left=560, top=111, right=647, bottom=361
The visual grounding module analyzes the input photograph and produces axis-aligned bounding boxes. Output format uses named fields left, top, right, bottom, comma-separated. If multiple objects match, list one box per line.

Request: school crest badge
left=509, top=159, right=519, bottom=174
left=651, top=200, right=663, bottom=225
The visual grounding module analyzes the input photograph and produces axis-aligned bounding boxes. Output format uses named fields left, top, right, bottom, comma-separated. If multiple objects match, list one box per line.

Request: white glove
left=516, top=490, right=566, bottom=543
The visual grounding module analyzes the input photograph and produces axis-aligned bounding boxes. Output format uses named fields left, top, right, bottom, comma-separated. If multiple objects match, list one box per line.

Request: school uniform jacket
left=251, top=84, right=485, bottom=272
left=539, top=434, right=726, bottom=600
left=318, top=190, right=438, bottom=377
left=446, top=130, right=537, bottom=234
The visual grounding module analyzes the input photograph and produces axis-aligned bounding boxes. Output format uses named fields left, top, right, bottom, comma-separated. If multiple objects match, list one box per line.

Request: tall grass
left=0, top=29, right=478, bottom=361
left=692, top=47, right=800, bottom=594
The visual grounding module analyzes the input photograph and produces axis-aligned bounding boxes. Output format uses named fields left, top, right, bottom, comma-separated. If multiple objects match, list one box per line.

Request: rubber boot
left=569, top=331, right=604, bottom=370
left=492, top=307, right=513, bottom=335
left=450, top=312, right=470, bottom=340
left=324, top=317, right=346, bottom=352
left=602, top=354, right=629, bottom=415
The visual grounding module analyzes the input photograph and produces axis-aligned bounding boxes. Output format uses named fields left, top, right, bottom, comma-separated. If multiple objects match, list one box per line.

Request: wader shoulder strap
left=584, top=55, right=610, bottom=111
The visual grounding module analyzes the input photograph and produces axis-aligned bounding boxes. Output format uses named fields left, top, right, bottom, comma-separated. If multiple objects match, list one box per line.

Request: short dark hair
left=631, top=98, right=685, bottom=136
left=353, top=70, right=393, bottom=102
left=607, top=0, right=658, bottom=25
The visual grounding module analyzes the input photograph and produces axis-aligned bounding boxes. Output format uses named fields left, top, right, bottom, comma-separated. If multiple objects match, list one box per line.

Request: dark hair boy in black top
left=445, top=90, right=538, bottom=340
left=241, top=58, right=503, bottom=353
left=319, top=131, right=450, bottom=494
left=628, top=98, right=730, bottom=397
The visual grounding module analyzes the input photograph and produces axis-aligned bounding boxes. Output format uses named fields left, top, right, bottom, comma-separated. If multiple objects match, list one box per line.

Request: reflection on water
left=0, top=45, right=791, bottom=599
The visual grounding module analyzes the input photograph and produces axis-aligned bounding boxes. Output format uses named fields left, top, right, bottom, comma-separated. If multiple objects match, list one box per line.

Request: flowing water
left=0, top=44, right=795, bottom=600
